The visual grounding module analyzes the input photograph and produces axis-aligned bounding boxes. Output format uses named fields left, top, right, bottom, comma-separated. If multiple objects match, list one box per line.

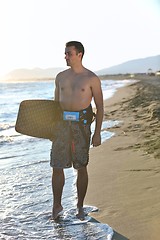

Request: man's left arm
left=91, top=76, right=104, bottom=147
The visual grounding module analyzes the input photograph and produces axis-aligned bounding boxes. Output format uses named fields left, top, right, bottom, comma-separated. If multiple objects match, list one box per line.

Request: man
left=50, top=41, right=104, bottom=220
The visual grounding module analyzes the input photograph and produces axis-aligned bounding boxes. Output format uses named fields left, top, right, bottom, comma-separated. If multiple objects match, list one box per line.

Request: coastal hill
left=4, top=67, right=64, bottom=81
left=95, top=55, right=160, bottom=75
left=3, top=55, right=160, bottom=81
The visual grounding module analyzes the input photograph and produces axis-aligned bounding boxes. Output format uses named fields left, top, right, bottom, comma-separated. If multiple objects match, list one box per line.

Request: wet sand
left=85, top=76, right=160, bottom=240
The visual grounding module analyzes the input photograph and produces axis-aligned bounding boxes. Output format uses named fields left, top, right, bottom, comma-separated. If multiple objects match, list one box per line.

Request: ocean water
left=0, top=79, right=132, bottom=239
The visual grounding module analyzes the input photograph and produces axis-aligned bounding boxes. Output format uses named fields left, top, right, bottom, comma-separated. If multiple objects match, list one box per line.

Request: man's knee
left=52, top=168, right=64, bottom=176
left=77, top=166, right=88, bottom=175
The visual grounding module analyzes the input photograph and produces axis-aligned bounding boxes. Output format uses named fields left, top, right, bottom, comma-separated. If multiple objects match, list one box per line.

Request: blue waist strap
left=62, top=105, right=95, bottom=124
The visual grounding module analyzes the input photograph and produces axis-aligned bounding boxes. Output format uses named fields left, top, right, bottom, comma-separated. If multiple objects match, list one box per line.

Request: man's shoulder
left=56, top=68, right=69, bottom=78
left=85, top=68, right=99, bottom=79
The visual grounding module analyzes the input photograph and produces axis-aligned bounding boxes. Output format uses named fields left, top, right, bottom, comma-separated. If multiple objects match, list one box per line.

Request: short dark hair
left=65, top=41, right=85, bottom=58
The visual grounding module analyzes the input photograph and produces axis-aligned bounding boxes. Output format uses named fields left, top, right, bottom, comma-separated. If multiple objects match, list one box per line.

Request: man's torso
left=57, top=68, right=96, bottom=111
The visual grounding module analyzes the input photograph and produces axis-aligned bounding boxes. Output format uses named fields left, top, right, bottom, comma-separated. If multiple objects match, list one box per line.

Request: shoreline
left=1, top=73, right=159, bottom=83
left=85, top=76, right=160, bottom=239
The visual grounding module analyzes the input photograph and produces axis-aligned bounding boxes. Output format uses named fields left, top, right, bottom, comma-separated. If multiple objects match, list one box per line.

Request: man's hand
left=91, top=133, right=101, bottom=147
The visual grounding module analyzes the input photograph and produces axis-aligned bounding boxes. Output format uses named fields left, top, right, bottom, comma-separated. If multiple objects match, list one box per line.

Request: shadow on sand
left=90, top=217, right=129, bottom=240
left=112, top=231, right=129, bottom=240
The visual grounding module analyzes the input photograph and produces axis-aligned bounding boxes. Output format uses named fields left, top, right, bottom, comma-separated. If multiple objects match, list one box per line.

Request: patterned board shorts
left=50, top=120, right=91, bottom=169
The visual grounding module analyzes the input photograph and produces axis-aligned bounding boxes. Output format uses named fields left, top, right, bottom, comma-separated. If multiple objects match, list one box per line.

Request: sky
left=0, top=0, right=160, bottom=78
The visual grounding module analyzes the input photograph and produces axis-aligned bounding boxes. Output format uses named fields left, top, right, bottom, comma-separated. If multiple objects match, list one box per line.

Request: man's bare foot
left=51, top=205, right=63, bottom=220
left=76, top=207, right=86, bottom=221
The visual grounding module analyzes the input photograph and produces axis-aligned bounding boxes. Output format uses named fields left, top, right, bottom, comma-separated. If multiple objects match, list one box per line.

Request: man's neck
left=71, top=64, right=85, bottom=74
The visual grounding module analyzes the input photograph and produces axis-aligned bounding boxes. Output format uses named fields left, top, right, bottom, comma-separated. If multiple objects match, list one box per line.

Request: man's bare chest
left=59, top=77, right=89, bottom=92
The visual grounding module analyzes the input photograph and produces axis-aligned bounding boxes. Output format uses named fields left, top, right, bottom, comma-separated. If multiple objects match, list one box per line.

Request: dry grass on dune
left=124, top=80, right=160, bottom=159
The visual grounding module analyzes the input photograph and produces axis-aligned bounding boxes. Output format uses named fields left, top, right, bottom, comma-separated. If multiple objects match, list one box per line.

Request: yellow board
left=15, top=100, right=61, bottom=139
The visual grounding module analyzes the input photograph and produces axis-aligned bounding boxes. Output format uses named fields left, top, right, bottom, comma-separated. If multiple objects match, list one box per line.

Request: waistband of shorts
left=62, top=105, right=91, bottom=113
left=62, top=105, right=95, bottom=124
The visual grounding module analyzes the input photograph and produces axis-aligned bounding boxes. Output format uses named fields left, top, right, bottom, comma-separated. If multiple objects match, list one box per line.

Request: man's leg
left=76, top=166, right=88, bottom=220
left=52, top=168, right=65, bottom=219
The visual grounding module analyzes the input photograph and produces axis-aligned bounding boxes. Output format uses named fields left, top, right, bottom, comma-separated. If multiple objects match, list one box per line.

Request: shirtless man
left=50, top=41, right=103, bottom=220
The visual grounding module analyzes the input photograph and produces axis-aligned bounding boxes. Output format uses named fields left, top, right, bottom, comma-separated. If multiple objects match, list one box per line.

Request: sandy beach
left=85, top=76, right=160, bottom=240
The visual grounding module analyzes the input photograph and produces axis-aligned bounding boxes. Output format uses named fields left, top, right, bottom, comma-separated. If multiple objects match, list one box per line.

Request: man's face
left=64, top=46, right=81, bottom=66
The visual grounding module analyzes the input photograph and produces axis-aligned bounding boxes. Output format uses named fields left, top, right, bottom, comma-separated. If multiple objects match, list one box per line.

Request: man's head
left=65, top=41, right=85, bottom=60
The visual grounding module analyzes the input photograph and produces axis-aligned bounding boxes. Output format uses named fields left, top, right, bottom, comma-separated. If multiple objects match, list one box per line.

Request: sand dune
left=85, top=76, right=160, bottom=240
